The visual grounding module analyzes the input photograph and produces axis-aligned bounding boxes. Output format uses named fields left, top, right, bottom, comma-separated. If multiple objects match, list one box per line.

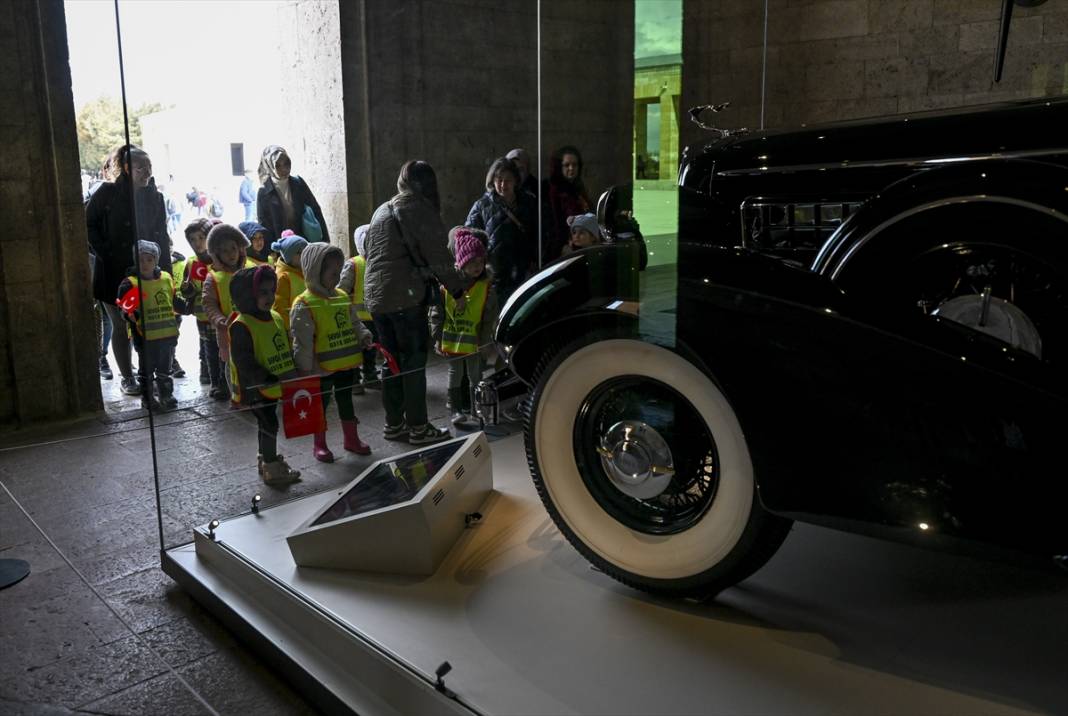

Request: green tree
left=75, top=96, right=165, bottom=173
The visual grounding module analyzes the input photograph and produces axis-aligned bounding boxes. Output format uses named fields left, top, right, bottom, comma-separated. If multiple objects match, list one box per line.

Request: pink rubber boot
left=341, top=419, right=371, bottom=455
left=312, top=432, right=334, bottom=463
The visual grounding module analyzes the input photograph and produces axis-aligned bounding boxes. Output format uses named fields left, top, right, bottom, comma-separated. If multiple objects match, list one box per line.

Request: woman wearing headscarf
left=85, top=144, right=171, bottom=397
left=256, top=145, right=329, bottom=244
left=543, top=145, right=592, bottom=263
left=364, top=160, right=468, bottom=445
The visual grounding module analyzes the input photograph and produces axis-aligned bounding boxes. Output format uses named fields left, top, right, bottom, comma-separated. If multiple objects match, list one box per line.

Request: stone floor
left=0, top=265, right=679, bottom=714
left=0, top=345, right=524, bottom=715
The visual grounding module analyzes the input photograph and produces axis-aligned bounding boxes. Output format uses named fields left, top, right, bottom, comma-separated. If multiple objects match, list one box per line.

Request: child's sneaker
left=99, top=356, right=113, bottom=380
left=408, top=423, right=450, bottom=445
left=171, top=358, right=186, bottom=378
left=450, top=410, right=468, bottom=426
left=120, top=375, right=142, bottom=396
left=383, top=422, right=408, bottom=441
left=259, top=455, right=301, bottom=486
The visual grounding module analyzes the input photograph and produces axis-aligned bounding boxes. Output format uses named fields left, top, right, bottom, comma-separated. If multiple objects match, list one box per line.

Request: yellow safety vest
left=274, top=261, right=306, bottom=333
left=295, top=288, right=363, bottom=372
left=210, top=268, right=240, bottom=316
left=182, top=260, right=208, bottom=322
left=247, top=256, right=269, bottom=267
left=441, top=279, right=488, bottom=356
left=228, top=310, right=296, bottom=401
left=128, top=273, right=178, bottom=341
left=349, top=256, right=372, bottom=321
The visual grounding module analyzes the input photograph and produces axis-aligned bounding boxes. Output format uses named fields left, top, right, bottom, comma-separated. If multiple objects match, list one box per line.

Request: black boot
left=139, top=377, right=161, bottom=411
left=157, top=377, right=177, bottom=410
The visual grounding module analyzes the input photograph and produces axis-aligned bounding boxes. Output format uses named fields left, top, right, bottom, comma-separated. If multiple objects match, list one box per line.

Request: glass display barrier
left=2, top=0, right=1063, bottom=713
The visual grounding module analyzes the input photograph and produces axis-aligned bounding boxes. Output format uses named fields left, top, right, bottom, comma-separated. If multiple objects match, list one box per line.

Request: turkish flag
left=371, top=343, right=400, bottom=376
left=189, top=260, right=209, bottom=282
left=282, top=376, right=326, bottom=439
left=116, top=286, right=140, bottom=315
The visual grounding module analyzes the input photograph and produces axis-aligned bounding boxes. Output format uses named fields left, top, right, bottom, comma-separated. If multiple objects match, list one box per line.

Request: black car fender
left=495, top=244, right=643, bottom=383
left=812, top=159, right=1068, bottom=280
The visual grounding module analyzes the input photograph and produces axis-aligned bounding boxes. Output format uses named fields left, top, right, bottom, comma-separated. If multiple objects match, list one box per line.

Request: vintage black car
left=485, top=97, right=1068, bottom=598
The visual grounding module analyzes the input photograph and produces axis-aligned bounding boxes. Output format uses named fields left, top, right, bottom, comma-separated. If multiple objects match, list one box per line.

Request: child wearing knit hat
left=116, top=240, right=180, bottom=411
left=562, top=213, right=602, bottom=256
left=430, top=228, right=500, bottom=427
left=270, top=231, right=310, bottom=335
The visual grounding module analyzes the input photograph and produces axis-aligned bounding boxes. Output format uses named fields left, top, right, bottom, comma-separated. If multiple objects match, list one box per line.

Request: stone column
left=0, top=0, right=101, bottom=426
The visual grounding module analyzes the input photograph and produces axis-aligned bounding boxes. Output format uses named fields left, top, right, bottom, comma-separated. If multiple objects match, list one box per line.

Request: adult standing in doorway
left=238, top=170, right=257, bottom=221
left=256, top=145, right=329, bottom=244
left=543, top=145, right=592, bottom=263
left=85, top=144, right=172, bottom=396
left=364, top=160, right=468, bottom=445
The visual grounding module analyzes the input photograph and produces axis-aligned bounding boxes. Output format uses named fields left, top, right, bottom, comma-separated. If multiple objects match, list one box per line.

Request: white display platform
left=165, top=434, right=1065, bottom=716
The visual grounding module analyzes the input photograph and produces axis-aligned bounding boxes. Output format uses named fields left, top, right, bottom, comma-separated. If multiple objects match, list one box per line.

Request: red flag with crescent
left=189, top=260, right=209, bottom=282
left=116, top=286, right=140, bottom=315
left=282, top=375, right=326, bottom=439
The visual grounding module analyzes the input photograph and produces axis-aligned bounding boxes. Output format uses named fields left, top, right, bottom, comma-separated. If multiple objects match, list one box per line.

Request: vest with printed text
left=441, top=279, right=488, bottom=356
left=129, top=273, right=178, bottom=341
left=295, top=288, right=363, bottom=372
left=228, top=310, right=297, bottom=402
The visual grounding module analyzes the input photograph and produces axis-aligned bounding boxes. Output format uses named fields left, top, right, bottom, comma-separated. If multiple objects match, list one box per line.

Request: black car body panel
left=679, top=97, right=1068, bottom=266
left=491, top=97, right=1068, bottom=561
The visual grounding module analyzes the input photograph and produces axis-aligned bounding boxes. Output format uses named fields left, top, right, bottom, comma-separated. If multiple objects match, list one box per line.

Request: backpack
left=209, top=197, right=223, bottom=217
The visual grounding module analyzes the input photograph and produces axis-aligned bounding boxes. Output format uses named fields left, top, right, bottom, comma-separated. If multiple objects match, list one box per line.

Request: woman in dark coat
left=85, top=144, right=171, bottom=396
left=364, top=160, right=467, bottom=445
left=542, top=145, right=592, bottom=263
left=256, top=145, right=329, bottom=244
left=464, top=157, right=539, bottom=302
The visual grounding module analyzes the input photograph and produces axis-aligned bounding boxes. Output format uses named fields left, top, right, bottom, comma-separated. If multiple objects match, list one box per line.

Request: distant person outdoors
left=464, top=156, right=538, bottom=302
left=85, top=144, right=172, bottom=397
left=364, top=160, right=468, bottom=445
left=238, top=169, right=257, bottom=221
left=543, top=145, right=592, bottom=263
left=256, top=145, right=329, bottom=244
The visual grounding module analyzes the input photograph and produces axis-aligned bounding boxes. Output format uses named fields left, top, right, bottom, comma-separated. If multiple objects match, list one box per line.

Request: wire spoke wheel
left=573, top=377, right=719, bottom=535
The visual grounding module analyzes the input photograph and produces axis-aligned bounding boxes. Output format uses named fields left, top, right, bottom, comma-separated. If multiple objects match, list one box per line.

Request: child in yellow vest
left=290, top=243, right=373, bottom=462
left=270, top=232, right=308, bottom=335
left=228, top=265, right=302, bottom=485
left=179, top=218, right=224, bottom=391
left=430, top=229, right=499, bottom=426
left=202, top=223, right=250, bottom=401
left=117, top=241, right=179, bottom=411
left=338, top=224, right=379, bottom=392
left=239, top=221, right=274, bottom=266
left=168, top=248, right=188, bottom=379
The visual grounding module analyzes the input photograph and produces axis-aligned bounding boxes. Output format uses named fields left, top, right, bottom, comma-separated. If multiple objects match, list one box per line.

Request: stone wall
left=276, top=1, right=349, bottom=250
left=0, top=0, right=100, bottom=426
left=681, top=0, right=1068, bottom=151
left=340, top=0, right=634, bottom=232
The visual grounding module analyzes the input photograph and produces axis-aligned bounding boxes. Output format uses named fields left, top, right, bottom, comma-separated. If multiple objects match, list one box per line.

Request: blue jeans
left=373, top=305, right=430, bottom=428
left=243, top=202, right=255, bottom=221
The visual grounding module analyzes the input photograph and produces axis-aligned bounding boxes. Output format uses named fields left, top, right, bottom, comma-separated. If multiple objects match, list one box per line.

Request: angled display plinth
left=287, top=432, right=493, bottom=575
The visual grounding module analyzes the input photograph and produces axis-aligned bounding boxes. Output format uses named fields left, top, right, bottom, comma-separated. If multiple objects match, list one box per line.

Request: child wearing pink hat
left=430, top=228, right=499, bottom=426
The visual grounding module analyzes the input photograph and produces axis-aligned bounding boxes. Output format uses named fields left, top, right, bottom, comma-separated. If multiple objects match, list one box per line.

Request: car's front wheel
left=524, top=337, right=792, bottom=598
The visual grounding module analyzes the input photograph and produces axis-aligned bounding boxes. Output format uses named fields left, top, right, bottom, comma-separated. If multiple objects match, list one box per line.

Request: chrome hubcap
left=596, top=420, right=675, bottom=499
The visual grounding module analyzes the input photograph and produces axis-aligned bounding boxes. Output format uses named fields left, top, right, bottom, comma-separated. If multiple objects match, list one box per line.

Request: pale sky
left=65, top=0, right=284, bottom=111
left=635, top=0, right=682, bottom=59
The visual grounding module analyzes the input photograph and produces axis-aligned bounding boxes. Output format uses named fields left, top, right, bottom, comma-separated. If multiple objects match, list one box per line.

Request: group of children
left=118, top=213, right=501, bottom=488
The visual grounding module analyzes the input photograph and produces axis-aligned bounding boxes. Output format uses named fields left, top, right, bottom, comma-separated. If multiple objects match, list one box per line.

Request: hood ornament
left=688, top=102, right=749, bottom=138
